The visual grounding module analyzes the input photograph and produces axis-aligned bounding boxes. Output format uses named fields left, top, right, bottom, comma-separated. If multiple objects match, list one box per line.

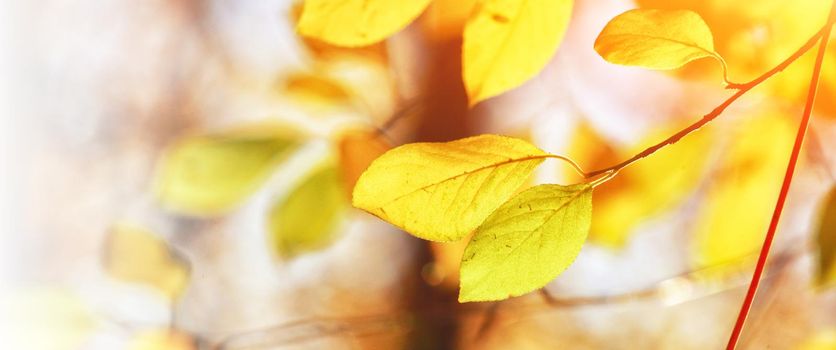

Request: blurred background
left=1, top=0, right=836, bottom=349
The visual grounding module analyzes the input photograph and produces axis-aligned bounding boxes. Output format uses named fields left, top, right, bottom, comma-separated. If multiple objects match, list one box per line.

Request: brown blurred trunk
left=402, top=34, right=473, bottom=349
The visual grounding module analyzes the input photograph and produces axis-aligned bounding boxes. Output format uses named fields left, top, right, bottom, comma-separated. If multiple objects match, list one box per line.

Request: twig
left=586, top=22, right=833, bottom=178
left=725, top=4, right=836, bottom=349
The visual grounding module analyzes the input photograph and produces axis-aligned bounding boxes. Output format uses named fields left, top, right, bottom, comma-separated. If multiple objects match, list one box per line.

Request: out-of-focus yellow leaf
left=587, top=124, right=713, bottom=247
left=815, top=186, right=836, bottom=288
left=281, top=72, right=353, bottom=110
left=421, top=0, right=479, bottom=40
left=459, top=184, right=592, bottom=302
left=127, top=329, right=195, bottom=350
left=693, top=113, right=795, bottom=269
left=155, top=125, right=298, bottom=216
left=316, top=55, right=399, bottom=123
left=338, top=130, right=391, bottom=197
left=463, top=0, right=573, bottom=105
left=297, top=0, right=432, bottom=47
left=353, top=135, right=547, bottom=242
left=104, top=224, right=190, bottom=299
left=0, top=289, right=95, bottom=350
left=269, top=163, right=347, bottom=259
left=797, top=329, right=836, bottom=350
left=278, top=55, right=396, bottom=121
left=594, top=9, right=726, bottom=73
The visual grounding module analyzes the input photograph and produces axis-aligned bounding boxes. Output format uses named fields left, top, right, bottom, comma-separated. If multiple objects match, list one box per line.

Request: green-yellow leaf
left=104, top=224, right=190, bottom=299
left=463, top=0, right=573, bottom=105
left=815, top=186, right=836, bottom=288
left=155, top=125, right=297, bottom=216
left=297, top=0, right=432, bottom=47
left=594, top=9, right=727, bottom=73
left=269, top=163, right=347, bottom=259
left=353, top=135, right=547, bottom=242
left=459, top=184, right=592, bottom=302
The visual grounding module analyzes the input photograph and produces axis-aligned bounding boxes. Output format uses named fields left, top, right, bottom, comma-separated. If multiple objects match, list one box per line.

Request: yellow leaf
left=797, top=329, right=836, bottom=350
left=635, top=0, right=836, bottom=116
left=104, top=224, right=190, bottom=299
left=297, top=0, right=433, bottom=47
left=269, top=163, right=347, bottom=259
left=318, top=55, right=399, bottom=122
left=459, top=184, right=592, bottom=302
left=338, top=130, right=392, bottom=198
left=0, top=289, right=95, bottom=350
left=281, top=72, right=354, bottom=110
left=127, top=329, right=196, bottom=350
left=463, top=0, right=573, bottom=105
left=815, top=186, right=836, bottom=288
left=155, top=125, right=298, bottom=216
left=289, top=2, right=390, bottom=62
left=594, top=9, right=727, bottom=74
left=353, top=135, right=547, bottom=242
left=693, top=113, right=795, bottom=269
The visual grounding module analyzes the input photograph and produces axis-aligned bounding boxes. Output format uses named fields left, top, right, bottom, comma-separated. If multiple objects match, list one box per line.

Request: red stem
left=725, top=6, right=835, bottom=350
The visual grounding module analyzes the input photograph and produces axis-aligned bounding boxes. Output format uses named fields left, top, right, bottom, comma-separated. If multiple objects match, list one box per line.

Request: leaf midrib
left=376, top=154, right=549, bottom=209
left=598, top=33, right=715, bottom=57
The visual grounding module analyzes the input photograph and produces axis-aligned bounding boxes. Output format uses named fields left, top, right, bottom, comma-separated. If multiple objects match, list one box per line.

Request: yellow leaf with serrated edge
left=269, top=163, right=347, bottom=259
left=694, top=113, right=794, bottom=270
left=463, top=0, right=573, bottom=105
left=815, top=186, right=836, bottom=288
left=104, top=224, right=190, bottom=299
left=594, top=9, right=726, bottom=73
left=459, top=184, right=592, bottom=302
left=127, top=329, right=195, bottom=350
left=155, top=125, right=297, bottom=216
left=353, top=135, right=547, bottom=242
left=797, top=329, right=836, bottom=350
left=297, top=0, right=432, bottom=47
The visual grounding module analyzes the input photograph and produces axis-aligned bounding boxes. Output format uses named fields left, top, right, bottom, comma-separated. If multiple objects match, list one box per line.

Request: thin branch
left=725, top=4, right=836, bottom=349
left=586, top=22, right=832, bottom=178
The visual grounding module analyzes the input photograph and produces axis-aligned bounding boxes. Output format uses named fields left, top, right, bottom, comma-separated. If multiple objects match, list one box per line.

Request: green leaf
left=269, top=163, right=347, bottom=259
left=459, top=184, right=593, bottom=302
left=352, top=134, right=547, bottom=242
left=155, top=125, right=298, bottom=216
left=594, top=9, right=727, bottom=74
left=816, top=186, right=836, bottom=288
